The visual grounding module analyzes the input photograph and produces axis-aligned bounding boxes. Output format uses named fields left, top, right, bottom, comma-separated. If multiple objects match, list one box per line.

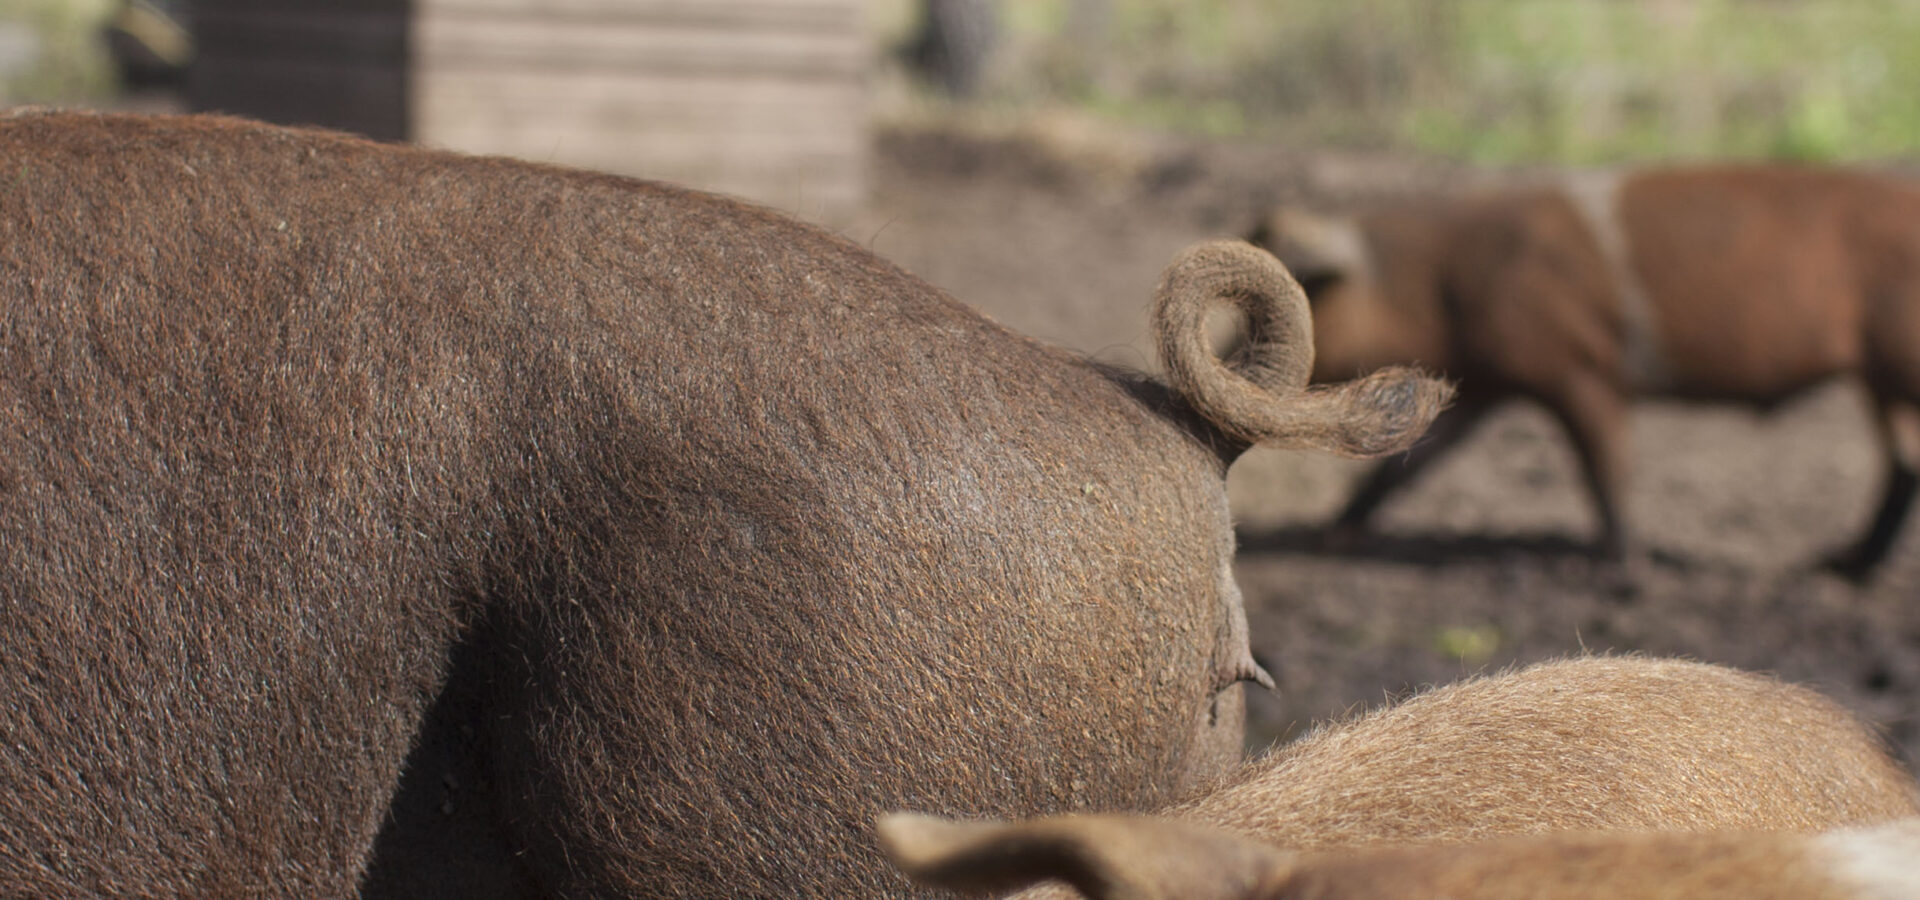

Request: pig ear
left=875, top=811, right=1294, bottom=900
left=1154, top=239, right=1453, bottom=460
left=1243, top=213, right=1278, bottom=250
left=1242, top=210, right=1357, bottom=298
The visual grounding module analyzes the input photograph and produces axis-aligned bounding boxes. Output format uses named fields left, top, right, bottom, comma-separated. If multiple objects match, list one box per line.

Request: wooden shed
left=190, top=0, right=869, bottom=222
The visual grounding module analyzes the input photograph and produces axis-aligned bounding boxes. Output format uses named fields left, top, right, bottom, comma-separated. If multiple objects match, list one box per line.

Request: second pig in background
left=1247, top=166, right=1920, bottom=581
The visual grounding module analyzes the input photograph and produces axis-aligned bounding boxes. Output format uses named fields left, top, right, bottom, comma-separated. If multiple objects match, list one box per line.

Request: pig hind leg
left=1820, top=392, right=1920, bottom=582
left=1542, top=370, right=1631, bottom=560
left=1826, top=286, right=1920, bottom=581
left=1326, top=395, right=1494, bottom=545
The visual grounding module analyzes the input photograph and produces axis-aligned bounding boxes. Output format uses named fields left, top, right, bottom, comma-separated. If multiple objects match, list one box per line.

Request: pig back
left=0, top=112, right=1244, bottom=897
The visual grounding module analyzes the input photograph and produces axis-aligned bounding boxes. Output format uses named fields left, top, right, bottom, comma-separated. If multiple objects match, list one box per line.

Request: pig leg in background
left=1324, top=396, right=1492, bottom=549
left=1821, top=394, right=1920, bottom=582
left=1825, top=285, right=1920, bottom=582
left=1542, top=369, right=1630, bottom=561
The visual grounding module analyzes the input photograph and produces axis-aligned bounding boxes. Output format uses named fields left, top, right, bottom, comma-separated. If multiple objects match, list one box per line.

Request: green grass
left=936, top=0, right=1920, bottom=165
left=20, top=0, right=1920, bottom=164
left=0, top=0, right=116, bottom=106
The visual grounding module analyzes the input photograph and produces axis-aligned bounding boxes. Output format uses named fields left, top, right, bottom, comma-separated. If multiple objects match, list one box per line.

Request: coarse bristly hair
left=881, top=656, right=1920, bottom=899
left=0, top=111, right=1440, bottom=898
left=1153, top=240, right=1452, bottom=460
left=881, top=812, right=1920, bottom=900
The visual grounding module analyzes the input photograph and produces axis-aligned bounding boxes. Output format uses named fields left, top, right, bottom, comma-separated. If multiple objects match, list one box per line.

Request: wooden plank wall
left=191, top=0, right=870, bottom=222
left=414, top=0, right=869, bottom=221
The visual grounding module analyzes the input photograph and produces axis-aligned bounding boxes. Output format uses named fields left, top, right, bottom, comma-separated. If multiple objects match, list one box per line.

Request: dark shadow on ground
left=1234, top=525, right=1835, bottom=598
left=1235, top=524, right=1599, bottom=566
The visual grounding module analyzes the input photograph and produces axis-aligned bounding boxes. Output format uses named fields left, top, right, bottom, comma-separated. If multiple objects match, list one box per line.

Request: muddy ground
left=847, top=122, right=1920, bottom=769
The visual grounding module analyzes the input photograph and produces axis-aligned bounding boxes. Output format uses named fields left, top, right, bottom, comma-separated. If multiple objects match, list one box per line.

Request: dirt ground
left=847, top=121, right=1920, bottom=771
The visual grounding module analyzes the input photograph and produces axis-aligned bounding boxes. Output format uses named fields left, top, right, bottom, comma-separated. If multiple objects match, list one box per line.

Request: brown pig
left=1246, top=167, right=1920, bottom=577
left=0, top=112, right=1446, bottom=898
left=880, top=656, right=1920, bottom=897
left=880, top=813, right=1920, bottom=900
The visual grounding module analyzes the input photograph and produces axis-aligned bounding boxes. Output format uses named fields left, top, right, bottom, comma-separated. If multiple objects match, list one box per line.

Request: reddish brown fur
left=0, top=113, right=1443, bottom=897
left=883, top=813, right=1920, bottom=900
left=1246, top=166, right=1920, bottom=576
left=879, top=657, right=1920, bottom=898
left=1250, top=825, right=1907, bottom=900
left=1152, top=242, right=1452, bottom=459
left=1172, top=656, right=1920, bottom=845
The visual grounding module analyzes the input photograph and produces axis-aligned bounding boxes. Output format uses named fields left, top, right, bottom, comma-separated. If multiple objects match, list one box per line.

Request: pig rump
left=0, top=112, right=1445, bottom=898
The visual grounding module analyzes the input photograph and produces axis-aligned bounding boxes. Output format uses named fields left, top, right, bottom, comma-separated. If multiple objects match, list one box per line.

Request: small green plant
left=1433, top=624, right=1503, bottom=665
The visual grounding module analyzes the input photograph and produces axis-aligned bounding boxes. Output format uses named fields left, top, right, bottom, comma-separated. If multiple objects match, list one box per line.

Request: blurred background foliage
left=5, top=0, right=1918, bottom=165
left=0, top=0, right=113, bottom=106
left=878, top=0, right=1920, bottom=164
